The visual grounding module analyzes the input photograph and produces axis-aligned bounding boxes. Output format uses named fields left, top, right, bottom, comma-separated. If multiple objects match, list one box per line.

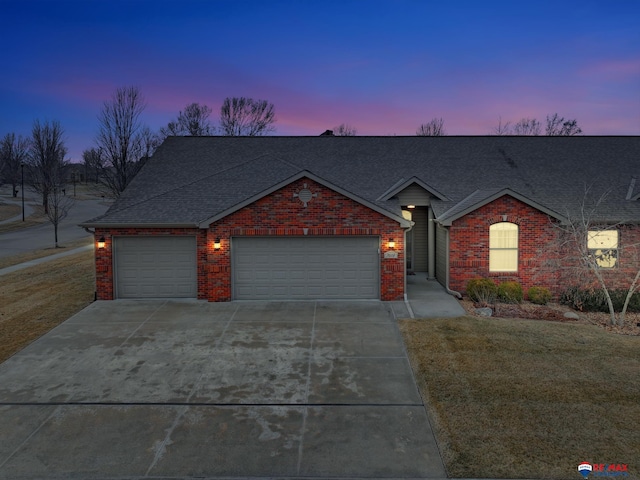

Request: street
left=0, top=186, right=111, bottom=258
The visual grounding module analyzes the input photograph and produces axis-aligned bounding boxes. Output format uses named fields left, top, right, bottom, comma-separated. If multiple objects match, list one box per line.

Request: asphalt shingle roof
left=82, top=136, right=640, bottom=227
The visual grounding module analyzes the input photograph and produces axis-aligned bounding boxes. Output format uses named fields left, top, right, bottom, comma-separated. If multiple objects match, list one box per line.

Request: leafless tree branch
left=219, top=97, right=276, bottom=136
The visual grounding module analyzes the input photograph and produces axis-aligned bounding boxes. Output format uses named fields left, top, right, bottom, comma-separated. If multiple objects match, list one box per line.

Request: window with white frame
left=489, top=222, right=518, bottom=272
left=588, top=229, right=618, bottom=268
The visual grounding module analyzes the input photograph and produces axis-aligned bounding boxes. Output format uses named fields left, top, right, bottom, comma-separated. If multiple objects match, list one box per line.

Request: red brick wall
left=207, top=177, right=405, bottom=301
left=558, top=224, right=640, bottom=294
left=448, top=196, right=561, bottom=296
left=94, top=177, right=405, bottom=301
left=448, top=196, right=640, bottom=299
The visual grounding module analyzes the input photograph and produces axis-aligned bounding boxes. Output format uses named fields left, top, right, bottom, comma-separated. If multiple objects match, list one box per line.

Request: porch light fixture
left=213, top=238, right=221, bottom=251
left=388, top=238, right=396, bottom=249
left=407, top=204, right=416, bottom=209
left=97, top=236, right=106, bottom=249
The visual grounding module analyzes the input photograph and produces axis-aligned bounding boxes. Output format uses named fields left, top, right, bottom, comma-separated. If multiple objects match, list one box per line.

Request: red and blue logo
left=578, top=462, right=629, bottom=478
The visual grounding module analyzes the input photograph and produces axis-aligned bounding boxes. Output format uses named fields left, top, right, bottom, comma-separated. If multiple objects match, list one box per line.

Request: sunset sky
left=1, top=0, right=639, bottom=161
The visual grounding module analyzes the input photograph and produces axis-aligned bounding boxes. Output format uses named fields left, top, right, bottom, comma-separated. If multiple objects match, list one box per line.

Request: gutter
left=78, top=223, right=200, bottom=229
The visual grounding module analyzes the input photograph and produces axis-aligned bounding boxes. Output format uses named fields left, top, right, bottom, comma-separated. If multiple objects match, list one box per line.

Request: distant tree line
left=1, top=82, right=585, bottom=203
left=327, top=113, right=582, bottom=138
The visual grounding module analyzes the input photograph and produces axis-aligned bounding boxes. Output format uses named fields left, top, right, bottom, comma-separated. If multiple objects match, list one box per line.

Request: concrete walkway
left=0, top=244, right=93, bottom=276
left=407, top=272, right=466, bottom=318
left=0, top=198, right=34, bottom=225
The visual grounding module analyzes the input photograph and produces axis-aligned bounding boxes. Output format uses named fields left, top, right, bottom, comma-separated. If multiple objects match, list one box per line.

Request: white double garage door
left=114, top=236, right=380, bottom=300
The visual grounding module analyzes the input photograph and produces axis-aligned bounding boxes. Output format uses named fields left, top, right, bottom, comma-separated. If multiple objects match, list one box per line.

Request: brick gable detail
left=207, top=178, right=405, bottom=301
left=448, top=196, right=561, bottom=295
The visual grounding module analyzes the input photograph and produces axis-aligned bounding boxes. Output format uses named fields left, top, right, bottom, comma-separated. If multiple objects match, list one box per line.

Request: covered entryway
left=233, top=236, right=380, bottom=300
left=114, top=236, right=197, bottom=298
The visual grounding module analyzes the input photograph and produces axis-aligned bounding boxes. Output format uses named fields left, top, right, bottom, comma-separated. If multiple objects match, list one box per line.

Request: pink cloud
left=580, top=58, right=640, bottom=81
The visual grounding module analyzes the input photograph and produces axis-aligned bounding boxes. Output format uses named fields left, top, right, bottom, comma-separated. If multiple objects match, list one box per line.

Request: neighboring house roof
left=81, top=136, right=640, bottom=228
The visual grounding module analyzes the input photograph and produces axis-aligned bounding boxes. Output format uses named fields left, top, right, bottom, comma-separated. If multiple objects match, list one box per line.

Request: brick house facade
left=447, top=195, right=640, bottom=297
left=448, top=196, right=561, bottom=295
left=94, top=177, right=406, bottom=301
left=82, top=136, right=640, bottom=303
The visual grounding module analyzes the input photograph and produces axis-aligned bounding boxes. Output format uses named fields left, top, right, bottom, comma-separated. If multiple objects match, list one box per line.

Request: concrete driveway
left=0, top=300, right=446, bottom=479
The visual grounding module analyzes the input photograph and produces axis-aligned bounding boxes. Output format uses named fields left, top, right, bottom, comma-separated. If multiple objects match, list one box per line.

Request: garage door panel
left=115, top=237, right=197, bottom=298
left=233, top=237, right=379, bottom=300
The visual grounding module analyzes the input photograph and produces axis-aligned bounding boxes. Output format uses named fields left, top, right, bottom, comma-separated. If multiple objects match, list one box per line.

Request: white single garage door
left=114, top=236, right=197, bottom=298
left=233, top=237, right=379, bottom=300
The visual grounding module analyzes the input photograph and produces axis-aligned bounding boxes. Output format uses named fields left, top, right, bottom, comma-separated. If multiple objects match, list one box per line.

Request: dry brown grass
left=400, top=316, right=640, bottom=479
left=0, top=250, right=95, bottom=362
left=0, top=205, right=48, bottom=233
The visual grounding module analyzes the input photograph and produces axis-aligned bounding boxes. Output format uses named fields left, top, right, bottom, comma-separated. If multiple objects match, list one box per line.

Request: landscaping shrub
left=608, top=289, right=640, bottom=312
left=527, top=286, right=552, bottom=305
left=466, top=278, right=498, bottom=305
left=560, top=286, right=640, bottom=312
left=497, top=281, right=523, bottom=303
left=561, top=286, right=607, bottom=312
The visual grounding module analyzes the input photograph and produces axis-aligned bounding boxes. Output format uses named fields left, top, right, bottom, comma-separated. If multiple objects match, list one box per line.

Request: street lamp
left=21, top=163, right=24, bottom=222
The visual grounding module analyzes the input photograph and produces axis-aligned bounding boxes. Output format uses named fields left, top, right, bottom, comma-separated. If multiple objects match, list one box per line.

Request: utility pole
left=21, top=162, right=25, bottom=221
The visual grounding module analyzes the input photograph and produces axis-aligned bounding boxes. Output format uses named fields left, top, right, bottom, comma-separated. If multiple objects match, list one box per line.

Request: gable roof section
left=81, top=153, right=301, bottom=227
left=199, top=170, right=412, bottom=228
left=377, top=176, right=449, bottom=202
left=434, top=188, right=567, bottom=226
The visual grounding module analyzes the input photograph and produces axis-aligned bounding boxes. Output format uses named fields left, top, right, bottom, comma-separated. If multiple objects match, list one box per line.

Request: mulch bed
left=460, top=299, right=640, bottom=336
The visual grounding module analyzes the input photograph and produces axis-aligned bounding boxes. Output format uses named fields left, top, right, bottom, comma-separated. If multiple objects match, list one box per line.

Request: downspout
left=427, top=207, right=435, bottom=279
left=403, top=221, right=415, bottom=318
left=444, top=225, right=463, bottom=299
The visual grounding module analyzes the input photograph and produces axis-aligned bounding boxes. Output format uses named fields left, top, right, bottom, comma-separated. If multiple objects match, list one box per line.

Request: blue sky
left=1, top=0, right=639, bottom=161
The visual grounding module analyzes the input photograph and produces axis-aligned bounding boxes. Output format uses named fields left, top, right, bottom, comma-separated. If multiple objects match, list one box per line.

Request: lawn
left=0, top=249, right=95, bottom=362
left=400, top=316, right=640, bottom=479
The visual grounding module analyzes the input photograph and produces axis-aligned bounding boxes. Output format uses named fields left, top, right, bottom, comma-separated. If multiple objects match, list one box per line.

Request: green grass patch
left=400, top=316, right=640, bottom=479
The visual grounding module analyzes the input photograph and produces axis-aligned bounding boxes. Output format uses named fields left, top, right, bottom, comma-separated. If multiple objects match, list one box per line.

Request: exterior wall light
left=97, top=236, right=106, bottom=249
left=407, top=204, right=416, bottom=209
left=388, top=238, right=396, bottom=249
left=214, top=238, right=221, bottom=251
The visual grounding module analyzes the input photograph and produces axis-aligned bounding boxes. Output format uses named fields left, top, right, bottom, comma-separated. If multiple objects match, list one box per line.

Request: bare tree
left=493, top=114, right=583, bottom=136
left=140, top=126, right=161, bottom=164
left=416, top=118, right=446, bottom=136
left=545, top=113, right=582, bottom=136
left=333, top=123, right=358, bottom=136
left=492, top=117, right=512, bottom=135
left=160, top=103, right=214, bottom=139
left=513, top=118, right=542, bottom=136
left=1, top=133, right=30, bottom=197
left=219, top=97, right=276, bottom=136
left=28, top=120, right=67, bottom=214
left=45, top=163, right=73, bottom=247
left=96, top=86, right=146, bottom=197
left=553, top=187, right=640, bottom=325
left=82, top=147, right=104, bottom=184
